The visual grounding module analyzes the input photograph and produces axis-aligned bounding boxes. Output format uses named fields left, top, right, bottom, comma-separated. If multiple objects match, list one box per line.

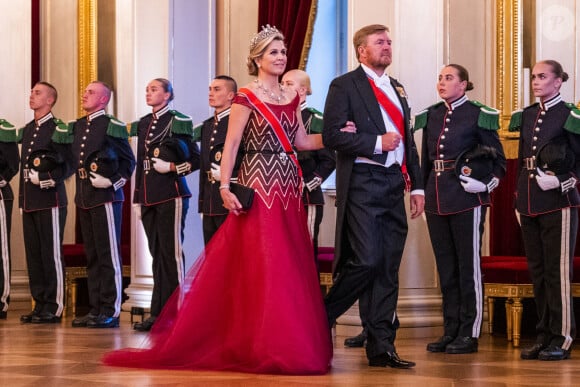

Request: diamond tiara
left=250, top=24, right=282, bottom=51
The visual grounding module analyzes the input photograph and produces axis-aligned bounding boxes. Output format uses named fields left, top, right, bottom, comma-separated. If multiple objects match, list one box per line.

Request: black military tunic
left=193, top=107, right=237, bottom=244
left=297, top=102, right=335, bottom=258
left=0, top=119, right=19, bottom=315
left=416, top=95, right=506, bottom=339
left=19, top=112, right=73, bottom=317
left=510, top=94, right=580, bottom=350
left=131, top=105, right=199, bottom=317
left=71, top=109, right=135, bottom=319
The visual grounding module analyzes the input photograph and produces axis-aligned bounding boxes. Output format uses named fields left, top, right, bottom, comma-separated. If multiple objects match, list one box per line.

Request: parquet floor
left=1, top=310, right=579, bottom=386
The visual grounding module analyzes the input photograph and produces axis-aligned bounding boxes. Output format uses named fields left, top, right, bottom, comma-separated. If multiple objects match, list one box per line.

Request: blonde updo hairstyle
left=247, top=25, right=285, bottom=76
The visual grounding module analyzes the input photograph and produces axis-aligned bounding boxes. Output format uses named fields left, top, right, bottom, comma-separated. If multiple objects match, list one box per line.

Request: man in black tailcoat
left=323, top=24, right=424, bottom=369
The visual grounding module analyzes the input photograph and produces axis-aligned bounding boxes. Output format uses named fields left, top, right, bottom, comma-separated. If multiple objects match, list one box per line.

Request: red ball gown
left=102, top=92, right=332, bottom=375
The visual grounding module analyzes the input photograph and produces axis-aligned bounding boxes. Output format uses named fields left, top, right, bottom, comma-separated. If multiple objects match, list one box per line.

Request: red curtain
left=258, top=0, right=316, bottom=71
left=489, top=159, right=525, bottom=255
left=31, top=0, right=40, bottom=86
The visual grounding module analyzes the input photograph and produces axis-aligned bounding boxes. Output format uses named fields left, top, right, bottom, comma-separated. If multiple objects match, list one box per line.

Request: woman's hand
left=340, top=120, right=357, bottom=133
left=220, top=187, right=244, bottom=215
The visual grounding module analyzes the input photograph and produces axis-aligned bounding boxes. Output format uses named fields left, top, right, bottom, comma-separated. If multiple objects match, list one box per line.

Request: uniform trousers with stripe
left=325, top=163, right=407, bottom=358
left=78, top=202, right=123, bottom=318
left=426, top=207, right=485, bottom=338
left=141, top=198, right=187, bottom=317
left=22, top=207, right=66, bottom=316
left=521, top=208, right=577, bottom=350
left=305, top=204, right=323, bottom=269
left=0, top=200, right=12, bottom=313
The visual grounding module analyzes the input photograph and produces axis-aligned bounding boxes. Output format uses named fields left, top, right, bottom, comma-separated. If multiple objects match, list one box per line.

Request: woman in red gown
left=102, top=25, right=332, bottom=375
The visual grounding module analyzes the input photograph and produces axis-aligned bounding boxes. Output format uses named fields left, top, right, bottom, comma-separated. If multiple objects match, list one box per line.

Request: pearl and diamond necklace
left=254, top=79, right=286, bottom=104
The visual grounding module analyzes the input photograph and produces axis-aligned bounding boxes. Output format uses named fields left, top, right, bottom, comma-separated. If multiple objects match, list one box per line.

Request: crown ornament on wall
left=250, top=24, right=281, bottom=50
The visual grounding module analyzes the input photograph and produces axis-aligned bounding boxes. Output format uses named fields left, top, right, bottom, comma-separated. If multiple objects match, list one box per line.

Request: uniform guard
left=19, top=82, right=73, bottom=325
left=131, top=78, right=199, bottom=332
left=70, top=81, right=135, bottom=329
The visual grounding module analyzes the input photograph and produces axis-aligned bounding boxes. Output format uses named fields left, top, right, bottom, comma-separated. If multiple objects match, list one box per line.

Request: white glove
left=305, top=176, right=323, bottom=192
left=210, top=162, right=221, bottom=181
left=459, top=175, right=487, bottom=193
left=132, top=203, right=141, bottom=220
left=40, top=179, right=56, bottom=189
left=29, top=169, right=40, bottom=185
left=535, top=168, right=560, bottom=191
left=151, top=157, right=172, bottom=174
left=0, top=180, right=6, bottom=188
left=90, top=172, right=113, bottom=189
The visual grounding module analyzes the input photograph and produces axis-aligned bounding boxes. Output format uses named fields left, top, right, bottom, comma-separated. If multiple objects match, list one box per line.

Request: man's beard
left=369, top=55, right=391, bottom=69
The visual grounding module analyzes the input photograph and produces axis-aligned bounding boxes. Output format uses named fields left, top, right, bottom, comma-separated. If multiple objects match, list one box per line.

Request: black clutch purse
left=230, top=182, right=255, bottom=210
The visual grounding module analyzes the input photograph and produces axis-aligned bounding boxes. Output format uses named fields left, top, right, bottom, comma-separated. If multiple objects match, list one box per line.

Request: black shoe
left=520, top=343, right=547, bottom=359
left=426, top=335, right=455, bottom=352
left=31, top=312, right=61, bottom=324
left=538, top=345, right=571, bottom=361
left=72, top=313, right=97, bottom=327
left=20, top=310, right=40, bottom=324
left=368, top=351, right=416, bottom=369
left=87, top=315, right=119, bottom=328
left=0, top=311, right=6, bottom=320
left=445, top=336, right=478, bottom=354
left=133, top=316, right=156, bottom=332
left=344, top=329, right=367, bottom=348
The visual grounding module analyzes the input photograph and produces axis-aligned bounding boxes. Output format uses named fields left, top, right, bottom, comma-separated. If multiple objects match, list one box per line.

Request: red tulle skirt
left=102, top=197, right=332, bottom=375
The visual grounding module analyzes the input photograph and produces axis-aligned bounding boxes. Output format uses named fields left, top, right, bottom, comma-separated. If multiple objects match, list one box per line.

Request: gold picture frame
left=496, top=0, right=521, bottom=158
left=78, top=0, right=97, bottom=117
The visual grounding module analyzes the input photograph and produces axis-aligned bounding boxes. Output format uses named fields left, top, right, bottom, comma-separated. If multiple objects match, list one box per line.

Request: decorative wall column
left=118, top=0, right=214, bottom=311
left=77, top=0, right=97, bottom=117
left=116, top=0, right=170, bottom=311
left=0, top=1, right=31, bottom=307
left=496, top=0, right=522, bottom=159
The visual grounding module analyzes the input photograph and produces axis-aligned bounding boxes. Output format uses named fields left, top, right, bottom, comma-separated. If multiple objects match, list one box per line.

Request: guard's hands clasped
left=459, top=175, right=487, bottom=193
left=90, top=172, right=113, bottom=189
left=535, top=168, right=560, bottom=191
left=151, top=157, right=172, bottom=174
left=28, top=169, right=40, bottom=185
left=210, top=163, right=221, bottom=181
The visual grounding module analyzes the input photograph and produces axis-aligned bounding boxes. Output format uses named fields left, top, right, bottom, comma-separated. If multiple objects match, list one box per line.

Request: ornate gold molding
left=496, top=0, right=521, bottom=159
left=78, top=0, right=97, bottom=117
left=299, top=0, right=318, bottom=71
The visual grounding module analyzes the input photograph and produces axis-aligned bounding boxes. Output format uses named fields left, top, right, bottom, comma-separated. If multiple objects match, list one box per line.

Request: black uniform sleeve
left=310, top=147, right=336, bottom=182
left=175, top=133, right=200, bottom=175
left=39, top=141, right=74, bottom=182
left=107, top=135, right=136, bottom=185
left=0, top=141, right=19, bottom=182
